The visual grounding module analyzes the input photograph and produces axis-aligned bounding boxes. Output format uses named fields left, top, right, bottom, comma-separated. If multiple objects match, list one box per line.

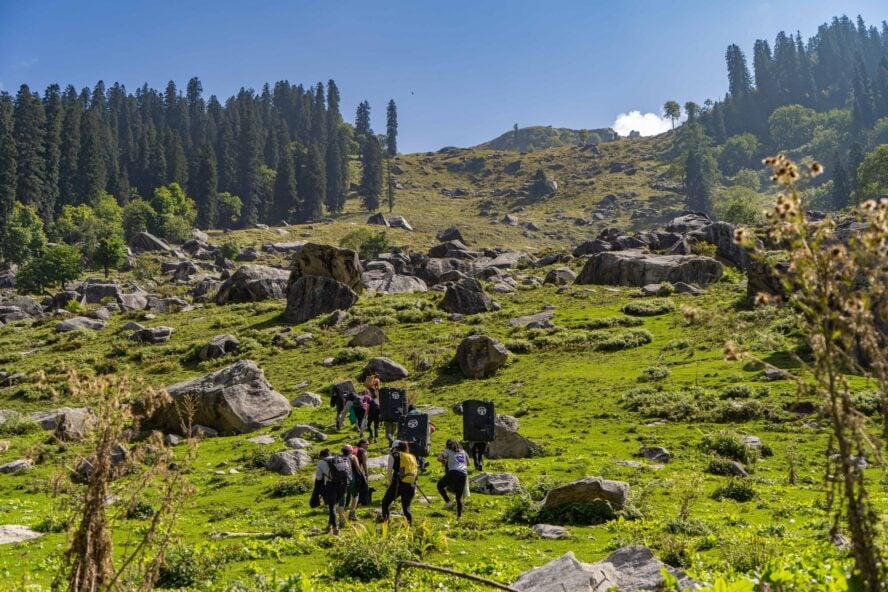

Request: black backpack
left=326, top=455, right=352, bottom=487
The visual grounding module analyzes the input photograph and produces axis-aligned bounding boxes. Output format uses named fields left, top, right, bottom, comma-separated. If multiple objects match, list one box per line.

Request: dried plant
left=52, top=368, right=197, bottom=592
left=729, top=154, right=888, bottom=590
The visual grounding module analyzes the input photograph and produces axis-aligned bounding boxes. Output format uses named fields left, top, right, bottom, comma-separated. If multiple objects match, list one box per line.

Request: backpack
left=398, top=452, right=418, bottom=484
left=326, top=455, right=352, bottom=487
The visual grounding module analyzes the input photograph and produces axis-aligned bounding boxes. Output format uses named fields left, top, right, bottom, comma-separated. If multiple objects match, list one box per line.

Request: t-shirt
left=439, top=449, right=469, bottom=473
left=315, top=459, right=331, bottom=482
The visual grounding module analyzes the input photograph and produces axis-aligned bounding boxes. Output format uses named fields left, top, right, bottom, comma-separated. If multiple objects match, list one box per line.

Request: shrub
left=247, top=448, right=273, bottom=469
left=126, top=500, right=155, bottom=520
left=157, top=544, right=219, bottom=588
left=339, top=229, right=390, bottom=260
left=569, top=316, right=643, bottom=330
left=595, top=328, right=653, bottom=351
left=16, top=244, right=84, bottom=294
left=690, top=242, right=718, bottom=258
left=219, top=239, right=241, bottom=261
left=504, top=339, right=532, bottom=353
left=707, top=458, right=743, bottom=476
left=331, top=526, right=412, bottom=582
left=622, top=299, right=675, bottom=316
left=712, top=480, right=757, bottom=502
left=270, top=477, right=313, bottom=497
left=710, top=400, right=779, bottom=423
left=700, top=431, right=759, bottom=465
left=720, top=384, right=755, bottom=399
left=536, top=500, right=618, bottom=525
left=638, top=365, right=670, bottom=383
left=0, top=414, right=41, bottom=436
left=851, top=391, right=882, bottom=416
left=34, top=513, right=70, bottom=533
left=333, top=347, right=370, bottom=364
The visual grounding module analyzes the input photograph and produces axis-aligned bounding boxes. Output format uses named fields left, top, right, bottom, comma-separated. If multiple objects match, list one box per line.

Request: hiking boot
left=443, top=501, right=455, bottom=510
left=325, top=524, right=334, bottom=534
left=348, top=511, right=357, bottom=521
left=332, top=526, right=340, bottom=536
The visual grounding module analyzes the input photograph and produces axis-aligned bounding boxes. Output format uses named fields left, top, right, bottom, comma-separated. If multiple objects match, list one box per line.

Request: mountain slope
left=476, top=125, right=618, bottom=151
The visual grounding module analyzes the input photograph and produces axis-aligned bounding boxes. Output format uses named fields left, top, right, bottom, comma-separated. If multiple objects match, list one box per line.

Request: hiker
left=437, top=439, right=469, bottom=520
left=470, top=441, right=487, bottom=472
left=330, top=390, right=346, bottom=431
left=354, top=389, right=370, bottom=438
left=347, top=440, right=371, bottom=520
left=316, top=446, right=357, bottom=534
left=315, top=449, right=338, bottom=534
left=337, top=444, right=364, bottom=522
left=380, top=440, right=417, bottom=526
left=367, top=371, right=381, bottom=395
left=338, top=390, right=360, bottom=432
left=407, top=405, right=436, bottom=474
left=367, top=391, right=381, bottom=443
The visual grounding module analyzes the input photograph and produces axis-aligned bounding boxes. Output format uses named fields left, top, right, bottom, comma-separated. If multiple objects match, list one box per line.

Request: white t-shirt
left=439, top=449, right=468, bottom=473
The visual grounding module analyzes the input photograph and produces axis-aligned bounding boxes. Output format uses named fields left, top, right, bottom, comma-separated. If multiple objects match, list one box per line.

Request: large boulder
left=131, top=326, right=174, bottom=344
left=572, top=240, right=611, bottom=257
left=507, top=311, right=554, bottom=328
left=665, top=212, right=711, bottom=233
left=541, top=477, right=629, bottom=511
left=0, top=525, right=42, bottom=545
left=361, top=357, right=409, bottom=381
left=56, top=317, right=106, bottom=332
left=436, top=226, right=465, bottom=243
left=388, top=216, right=414, bottom=231
left=470, top=472, right=520, bottom=495
left=487, top=415, right=541, bottom=459
left=288, top=243, right=363, bottom=294
left=442, top=278, right=493, bottom=315
left=266, top=450, right=312, bottom=475
left=456, top=335, right=510, bottom=378
left=575, top=250, right=723, bottom=287
left=282, top=276, right=358, bottom=324
left=362, top=262, right=428, bottom=295
left=129, top=232, right=171, bottom=253
left=686, top=221, right=755, bottom=268
left=80, top=282, right=122, bottom=305
left=149, top=360, right=290, bottom=434
left=544, top=268, right=576, bottom=285
left=512, top=546, right=694, bottom=592
left=2, top=296, right=43, bottom=317
left=214, top=265, right=290, bottom=304
left=291, top=392, right=322, bottom=407
left=348, top=325, right=387, bottom=347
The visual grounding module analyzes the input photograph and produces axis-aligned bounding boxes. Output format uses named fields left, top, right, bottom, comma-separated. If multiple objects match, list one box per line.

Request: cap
left=342, top=444, right=353, bottom=454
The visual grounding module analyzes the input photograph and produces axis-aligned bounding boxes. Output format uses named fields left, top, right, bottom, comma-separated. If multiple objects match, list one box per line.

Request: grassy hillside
left=475, top=125, right=618, bottom=151
left=0, top=251, right=872, bottom=589
left=230, top=135, right=685, bottom=257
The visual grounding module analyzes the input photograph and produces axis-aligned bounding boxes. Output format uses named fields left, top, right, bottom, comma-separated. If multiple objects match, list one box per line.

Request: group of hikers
left=312, top=373, right=488, bottom=535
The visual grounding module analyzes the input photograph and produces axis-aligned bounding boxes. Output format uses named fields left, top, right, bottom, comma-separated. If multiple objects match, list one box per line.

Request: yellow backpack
left=398, top=452, right=418, bottom=484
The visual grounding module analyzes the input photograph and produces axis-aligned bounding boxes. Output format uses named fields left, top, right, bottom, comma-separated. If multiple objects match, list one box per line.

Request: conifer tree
left=42, top=84, right=63, bottom=222
left=386, top=99, right=398, bottom=156
left=386, top=157, right=395, bottom=213
left=355, top=101, right=371, bottom=140
left=831, top=153, right=850, bottom=211
left=360, top=135, right=383, bottom=212
left=310, top=82, right=327, bottom=148
left=273, top=144, right=298, bottom=223
left=298, top=143, right=325, bottom=221
left=193, top=147, right=218, bottom=229
left=13, top=85, right=47, bottom=213
left=77, top=109, right=106, bottom=205
left=725, top=44, right=753, bottom=97
left=0, top=94, right=16, bottom=263
left=325, top=133, right=344, bottom=213
left=58, top=92, right=81, bottom=209
left=237, top=103, right=262, bottom=226
left=684, top=149, right=714, bottom=214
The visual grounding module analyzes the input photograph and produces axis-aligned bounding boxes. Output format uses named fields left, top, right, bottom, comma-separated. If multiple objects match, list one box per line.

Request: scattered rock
left=0, top=459, right=33, bottom=474
left=0, top=525, right=42, bottom=545
left=436, top=226, right=465, bottom=243
left=75, top=443, right=130, bottom=482
left=148, top=360, right=291, bottom=434
left=541, top=477, right=629, bottom=512
left=199, top=334, right=241, bottom=361
left=575, top=250, right=723, bottom=287
left=512, top=546, right=694, bottom=592
left=214, top=265, right=290, bottom=304
left=456, top=335, right=510, bottom=378
left=544, top=268, right=576, bottom=285
left=248, top=435, right=276, bottom=445
left=291, top=392, right=322, bottom=407
left=282, top=424, right=328, bottom=442
left=487, top=415, right=541, bottom=459
left=442, top=278, right=493, bottom=315
left=388, top=216, right=414, bottom=231
left=56, top=317, right=106, bottom=332
left=266, top=450, right=312, bottom=475
left=641, top=447, right=671, bottom=463
left=532, top=524, right=571, bottom=540
left=507, top=311, right=554, bottom=329
left=129, top=232, right=171, bottom=253
left=131, top=326, right=174, bottom=344
left=361, top=357, right=409, bottom=381
left=763, top=367, right=786, bottom=381
left=470, top=472, right=520, bottom=495
left=283, top=275, right=359, bottom=324
left=348, top=325, right=387, bottom=347
left=286, top=437, right=312, bottom=450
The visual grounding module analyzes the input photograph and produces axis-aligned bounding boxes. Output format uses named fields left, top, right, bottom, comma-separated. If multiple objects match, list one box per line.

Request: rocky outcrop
left=348, top=325, right=387, bottom=347
left=442, top=278, right=493, bottom=315
left=56, top=317, right=106, bottom=332
left=512, top=546, right=695, bottom=592
left=544, top=268, right=576, bottom=285
left=266, top=450, right=312, bottom=475
left=131, top=326, right=174, bottom=344
left=214, top=265, right=290, bottom=304
left=541, top=477, right=629, bottom=511
left=129, top=232, right=171, bottom=253
left=456, top=335, right=510, bottom=378
left=289, top=243, right=363, bottom=294
left=362, top=261, right=428, bottom=295
left=148, top=360, right=290, bottom=434
left=575, top=250, right=723, bottom=287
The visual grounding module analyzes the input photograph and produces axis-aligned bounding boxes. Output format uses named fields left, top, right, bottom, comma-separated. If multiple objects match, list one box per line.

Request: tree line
left=667, top=15, right=888, bottom=219
left=0, top=77, right=399, bottom=281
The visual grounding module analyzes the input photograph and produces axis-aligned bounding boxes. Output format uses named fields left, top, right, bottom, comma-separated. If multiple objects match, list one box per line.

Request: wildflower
left=810, top=162, right=824, bottom=177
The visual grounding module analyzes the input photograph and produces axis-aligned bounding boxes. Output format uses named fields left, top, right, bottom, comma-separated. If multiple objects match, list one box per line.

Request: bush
left=504, top=339, right=532, bottom=353
left=710, top=400, right=778, bottom=423
left=157, top=544, right=219, bottom=588
left=720, top=384, right=754, bottom=399
left=333, top=347, right=370, bottom=364
left=331, top=527, right=412, bottom=582
left=270, top=477, right=313, bottom=497
left=16, top=244, right=84, bottom=294
left=621, top=299, right=674, bottom=317
left=700, top=431, right=759, bottom=465
left=339, top=229, right=390, bottom=260
left=0, top=414, right=41, bottom=436
left=126, top=500, right=155, bottom=520
left=712, top=480, right=757, bottom=502
left=707, top=458, right=743, bottom=476
left=595, top=328, right=653, bottom=351
left=122, top=199, right=156, bottom=241
left=569, top=316, right=643, bottom=330
left=536, top=500, right=618, bottom=525
left=851, top=391, right=882, bottom=416
left=219, top=239, right=241, bottom=261
left=638, top=365, right=670, bottom=383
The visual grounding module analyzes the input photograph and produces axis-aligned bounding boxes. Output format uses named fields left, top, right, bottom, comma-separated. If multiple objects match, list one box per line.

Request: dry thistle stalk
left=732, top=155, right=888, bottom=591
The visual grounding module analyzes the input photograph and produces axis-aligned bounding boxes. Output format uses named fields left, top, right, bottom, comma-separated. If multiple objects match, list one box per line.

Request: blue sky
left=0, top=1, right=884, bottom=152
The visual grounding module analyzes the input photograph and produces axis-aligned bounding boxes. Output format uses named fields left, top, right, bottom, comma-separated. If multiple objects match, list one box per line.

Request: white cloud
left=612, top=110, right=672, bottom=137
